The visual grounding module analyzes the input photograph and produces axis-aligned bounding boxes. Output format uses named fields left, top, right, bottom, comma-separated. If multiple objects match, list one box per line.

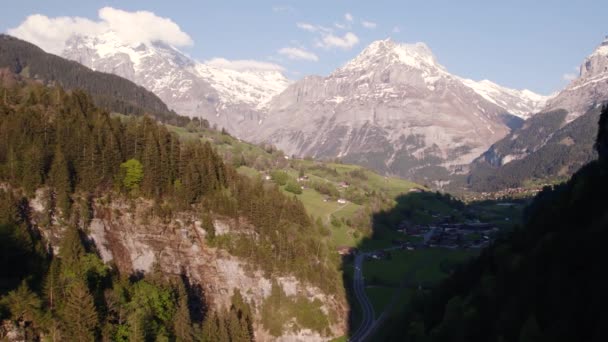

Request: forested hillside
left=0, top=77, right=343, bottom=340
left=380, top=106, right=608, bottom=341
left=468, top=107, right=600, bottom=191
left=0, top=34, right=193, bottom=126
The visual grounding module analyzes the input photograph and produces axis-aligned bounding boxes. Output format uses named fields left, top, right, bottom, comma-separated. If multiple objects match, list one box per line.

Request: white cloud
left=362, top=20, right=377, bottom=29
left=272, top=6, right=295, bottom=13
left=296, top=22, right=331, bottom=33
left=297, top=22, right=318, bottom=32
left=205, top=58, right=285, bottom=72
left=562, top=73, right=578, bottom=81
left=8, top=7, right=193, bottom=54
left=278, top=47, right=319, bottom=61
left=345, top=13, right=354, bottom=22
left=392, top=26, right=401, bottom=33
left=318, top=32, right=359, bottom=50
left=334, top=22, right=347, bottom=29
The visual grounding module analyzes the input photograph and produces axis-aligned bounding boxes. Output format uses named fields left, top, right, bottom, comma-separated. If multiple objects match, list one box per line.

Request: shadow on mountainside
left=342, top=191, right=528, bottom=341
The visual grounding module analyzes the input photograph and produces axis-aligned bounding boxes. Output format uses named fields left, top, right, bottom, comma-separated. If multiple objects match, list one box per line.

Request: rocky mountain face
left=61, top=31, right=289, bottom=137
left=27, top=191, right=346, bottom=342
left=467, top=37, right=608, bottom=190
left=255, top=39, right=547, bottom=182
left=543, top=37, right=608, bottom=121
left=56, top=31, right=553, bottom=183
left=0, top=34, right=191, bottom=125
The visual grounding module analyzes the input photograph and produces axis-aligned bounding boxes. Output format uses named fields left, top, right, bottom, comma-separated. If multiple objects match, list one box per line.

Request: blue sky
left=1, top=0, right=607, bottom=94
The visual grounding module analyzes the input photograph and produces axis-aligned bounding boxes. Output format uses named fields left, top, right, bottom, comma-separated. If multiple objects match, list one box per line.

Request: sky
left=1, top=0, right=607, bottom=95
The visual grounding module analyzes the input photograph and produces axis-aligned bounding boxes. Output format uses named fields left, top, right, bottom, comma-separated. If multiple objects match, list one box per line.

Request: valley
left=1, top=4, right=608, bottom=342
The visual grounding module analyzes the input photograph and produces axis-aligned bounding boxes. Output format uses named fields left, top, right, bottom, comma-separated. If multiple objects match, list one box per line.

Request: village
left=338, top=218, right=501, bottom=260
left=397, top=220, right=498, bottom=249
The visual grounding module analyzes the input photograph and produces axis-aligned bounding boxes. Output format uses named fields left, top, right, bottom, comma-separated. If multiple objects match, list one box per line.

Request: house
left=264, top=175, right=272, bottom=181
left=409, top=188, right=423, bottom=193
left=337, top=246, right=357, bottom=256
left=337, top=198, right=347, bottom=204
left=297, top=176, right=309, bottom=182
left=339, top=181, right=350, bottom=188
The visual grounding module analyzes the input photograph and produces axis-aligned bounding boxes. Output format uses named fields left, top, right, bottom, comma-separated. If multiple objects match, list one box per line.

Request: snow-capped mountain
left=468, top=36, right=608, bottom=190
left=543, top=36, right=608, bottom=121
left=61, top=31, right=289, bottom=136
left=255, top=39, right=546, bottom=181
left=460, top=79, right=550, bottom=119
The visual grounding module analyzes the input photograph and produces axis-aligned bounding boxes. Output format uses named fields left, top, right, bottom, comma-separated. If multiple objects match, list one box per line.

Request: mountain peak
left=340, top=39, right=443, bottom=73
left=592, top=35, right=608, bottom=56
left=570, top=36, right=608, bottom=81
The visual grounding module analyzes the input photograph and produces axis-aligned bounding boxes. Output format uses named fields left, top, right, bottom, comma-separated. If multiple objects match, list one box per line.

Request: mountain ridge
left=254, top=38, right=547, bottom=182
left=61, top=31, right=289, bottom=137
left=466, top=37, right=608, bottom=190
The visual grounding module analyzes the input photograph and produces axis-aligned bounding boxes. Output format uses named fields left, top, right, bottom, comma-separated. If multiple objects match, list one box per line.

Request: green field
left=357, top=247, right=474, bottom=335
left=363, top=249, right=475, bottom=287
left=365, top=286, right=395, bottom=314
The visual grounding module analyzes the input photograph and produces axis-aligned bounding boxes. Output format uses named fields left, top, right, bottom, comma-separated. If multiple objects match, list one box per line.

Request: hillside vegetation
left=0, top=34, right=194, bottom=126
left=164, top=122, right=423, bottom=249
left=380, top=106, right=608, bottom=341
left=468, top=107, right=600, bottom=191
left=0, top=77, right=344, bottom=340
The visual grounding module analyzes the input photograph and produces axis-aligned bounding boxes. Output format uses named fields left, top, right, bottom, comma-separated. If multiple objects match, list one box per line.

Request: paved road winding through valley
left=349, top=253, right=375, bottom=342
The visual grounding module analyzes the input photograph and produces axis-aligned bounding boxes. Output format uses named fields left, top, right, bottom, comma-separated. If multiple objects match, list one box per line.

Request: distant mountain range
left=468, top=37, right=608, bottom=190
left=7, top=29, right=608, bottom=190
left=0, top=34, right=191, bottom=126
left=254, top=39, right=549, bottom=182
left=61, top=32, right=289, bottom=137
left=51, top=30, right=550, bottom=182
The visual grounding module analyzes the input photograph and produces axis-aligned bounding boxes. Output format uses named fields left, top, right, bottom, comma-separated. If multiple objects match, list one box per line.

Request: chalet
left=337, top=246, right=357, bottom=256
left=337, top=198, right=347, bottom=204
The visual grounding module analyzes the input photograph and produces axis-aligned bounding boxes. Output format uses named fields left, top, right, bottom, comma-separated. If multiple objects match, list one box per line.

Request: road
left=423, top=226, right=437, bottom=244
left=349, top=245, right=409, bottom=341
left=349, top=252, right=375, bottom=342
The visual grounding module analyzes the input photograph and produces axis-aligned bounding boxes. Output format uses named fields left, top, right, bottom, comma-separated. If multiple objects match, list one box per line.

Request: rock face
left=467, top=37, right=608, bottom=190
left=29, top=194, right=346, bottom=341
left=543, top=37, right=608, bottom=121
left=58, top=33, right=551, bottom=182
left=255, top=39, right=547, bottom=181
left=61, top=32, right=289, bottom=137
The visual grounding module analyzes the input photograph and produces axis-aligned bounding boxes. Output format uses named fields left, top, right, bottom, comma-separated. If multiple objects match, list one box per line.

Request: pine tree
left=201, top=311, right=220, bottom=342
left=59, top=226, right=86, bottom=281
left=61, top=281, right=98, bottom=342
left=2, top=281, right=42, bottom=325
left=217, top=310, right=230, bottom=342
left=174, top=283, right=194, bottom=342
left=48, top=145, right=71, bottom=215
left=43, top=258, right=63, bottom=312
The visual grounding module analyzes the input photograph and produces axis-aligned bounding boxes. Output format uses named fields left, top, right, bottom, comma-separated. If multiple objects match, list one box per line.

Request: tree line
left=379, top=106, right=608, bottom=341
left=0, top=77, right=342, bottom=338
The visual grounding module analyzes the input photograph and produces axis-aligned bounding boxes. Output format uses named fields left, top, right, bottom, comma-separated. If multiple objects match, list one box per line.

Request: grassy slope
left=165, top=122, right=423, bottom=250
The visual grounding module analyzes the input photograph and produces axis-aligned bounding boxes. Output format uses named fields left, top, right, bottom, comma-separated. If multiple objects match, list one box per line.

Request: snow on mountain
left=460, top=79, right=550, bottom=119
left=194, top=63, right=289, bottom=110
left=61, top=31, right=289, bottom=135
left=335, top=38, right=548, bottom=119
left=469, top=36, right=608, bottom=187
left=256, top=38, right=534, bottom=183
left=543, top=36, right=608, bottom=121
